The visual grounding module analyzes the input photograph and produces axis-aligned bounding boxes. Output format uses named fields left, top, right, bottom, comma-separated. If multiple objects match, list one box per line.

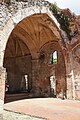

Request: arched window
left=49, top=51, right=58, bottom=64
left=52, top=51, right=57, bottom=64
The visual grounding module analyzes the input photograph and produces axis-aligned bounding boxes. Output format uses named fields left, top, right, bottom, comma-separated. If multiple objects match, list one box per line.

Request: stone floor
left=4, top=98, right=80, bottom=120
left=3, top=110, right=45, bottom=120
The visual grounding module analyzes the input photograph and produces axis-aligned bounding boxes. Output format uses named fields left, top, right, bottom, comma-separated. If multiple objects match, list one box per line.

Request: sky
left=47, top=0, right=80, bottom=15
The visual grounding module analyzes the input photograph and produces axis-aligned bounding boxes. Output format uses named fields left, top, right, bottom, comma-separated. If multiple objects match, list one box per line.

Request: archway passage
left=3, top=13, right=66, bottom=103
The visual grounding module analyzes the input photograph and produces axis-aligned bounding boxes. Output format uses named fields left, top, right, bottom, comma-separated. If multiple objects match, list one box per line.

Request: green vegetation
left=49, top=3, right=71, bottom=40
left=53, top=59, right=57, bottom=64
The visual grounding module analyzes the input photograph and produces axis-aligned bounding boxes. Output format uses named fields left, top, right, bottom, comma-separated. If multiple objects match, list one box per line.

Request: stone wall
left=31, top=42, right=66, bottom=98
left=73, top=46, right=80, bottom=99
left=0, top=0, right=49, bottom=30
left=4, top=55, right=32, bottom=92
left=0, top=67, right=6, bottom=117
left=0, top=68, right=6, bottom=100
left=3, top=41, right=66, bottom=98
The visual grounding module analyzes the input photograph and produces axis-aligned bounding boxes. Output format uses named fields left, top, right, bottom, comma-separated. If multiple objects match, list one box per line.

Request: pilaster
left=0, top=67, right=6, bottom=119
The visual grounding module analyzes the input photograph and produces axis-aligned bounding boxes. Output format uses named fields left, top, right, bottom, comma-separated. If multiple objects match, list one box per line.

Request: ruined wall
left=32, top=42, right=66, bottom=98
left=0, top=68, right=5, bottom=100
left=0, top=67, right=6, bottom=117
left=4, top=55, right=32, bottom=92
left=73, top=46, right=80, bottom=99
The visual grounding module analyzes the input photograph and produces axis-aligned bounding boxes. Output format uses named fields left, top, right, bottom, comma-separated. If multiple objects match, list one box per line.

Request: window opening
left=24, top=75, right=28, bottom=90
left=52, top=51, right=57, bottom=64
left=21, top=75, right=28, bottom=92
left=49, top=51, right=58, bottom=64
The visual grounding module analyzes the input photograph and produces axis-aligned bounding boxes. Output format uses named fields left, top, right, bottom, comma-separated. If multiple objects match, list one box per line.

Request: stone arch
left=0, top=2, right=60, bottom=67
left=2, top=13, right=63, bottom=101
left=0, top=2, right=66, bottom=103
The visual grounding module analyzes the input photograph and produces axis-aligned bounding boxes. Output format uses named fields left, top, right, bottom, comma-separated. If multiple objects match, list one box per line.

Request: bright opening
left=49, top=51, right=58, bottom=64
left=50, top=75, right=56, bottom=97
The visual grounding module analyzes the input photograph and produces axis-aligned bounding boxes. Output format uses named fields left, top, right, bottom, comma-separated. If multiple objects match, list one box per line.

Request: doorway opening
left=3, top=13, right=67, bottom=103
left=50, top=75, right=56, bottom=97
left=20, top=74, right=29, bottom=92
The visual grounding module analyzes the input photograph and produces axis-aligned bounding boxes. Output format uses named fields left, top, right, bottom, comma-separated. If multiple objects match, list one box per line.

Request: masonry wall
left=4, top=55, right=32, bottom=92
left=73, top=47, right=80, bottom=100
left=31, top=42, right=66, bottom=98
left=3, top=41, right=67, bottom=99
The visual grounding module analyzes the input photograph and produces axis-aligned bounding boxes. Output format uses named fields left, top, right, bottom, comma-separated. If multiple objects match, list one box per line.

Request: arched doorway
left=2, top=13, right=66, bottom=102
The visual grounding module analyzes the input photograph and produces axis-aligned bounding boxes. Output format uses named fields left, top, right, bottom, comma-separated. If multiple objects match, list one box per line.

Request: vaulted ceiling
left=4, top=13, right=61, bottom=59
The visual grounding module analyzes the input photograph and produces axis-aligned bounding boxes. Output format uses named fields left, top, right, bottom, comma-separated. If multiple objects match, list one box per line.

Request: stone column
left=0, top=67, right=6, bottom=119
left=70, top=52, right=75, bottom=99
left=0, top=67, right=6, bottom=101
left=28, top=73, right=32, bottom=91
left=66, top=52, right=75, bottom=99
left=32, top=59, right=40, bottom=97
left=31, top=58, right=51, bottom=97
left=66, top=74, right=73, bottom=99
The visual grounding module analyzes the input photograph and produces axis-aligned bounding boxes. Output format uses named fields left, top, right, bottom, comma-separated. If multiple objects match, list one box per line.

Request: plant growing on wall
left=49, top=3, right=71, bottom=40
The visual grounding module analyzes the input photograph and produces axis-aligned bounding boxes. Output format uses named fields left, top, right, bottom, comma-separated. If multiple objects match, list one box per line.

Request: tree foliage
left=49, top=3, right=71, bottom=40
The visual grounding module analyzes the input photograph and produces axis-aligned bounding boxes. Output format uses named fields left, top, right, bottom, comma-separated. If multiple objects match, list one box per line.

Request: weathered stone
left=0, top=0, right=80, bottom=107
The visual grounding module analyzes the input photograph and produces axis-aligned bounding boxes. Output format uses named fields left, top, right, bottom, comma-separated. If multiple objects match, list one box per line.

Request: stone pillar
left=66, top=52, right=75, bottom=99
left=32, top=58, right=51, bottom=97
left=28, top=73, right=32, bottom=91
left=70, top=52, right=75, bottom=100
left=0, top=67, right=6, bottom=101
left=32, top=59, right=40, bottom=97
left=0, top=67, right=6, bottom=119
left=56, top=50, right=66, bottom=99
left=66, top=74, right=73, bottom=99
